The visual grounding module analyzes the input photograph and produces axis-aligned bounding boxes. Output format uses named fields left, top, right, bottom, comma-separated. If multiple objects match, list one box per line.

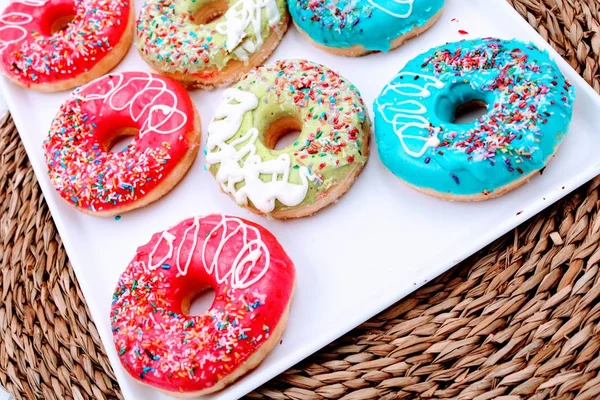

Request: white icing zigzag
left=201, top=215, right=270, bottom=290
left=375, top=72, right=445, bottom=158
left=215, top=0, right=280, bottom=60
left=367, top=0, right=414, bottom=18
left=0, top=0, right=50, bottom=53
left=75, top=72, right=188, bottom=138
left=147, top=215, right=270, bottom=290
left=206, top=88, right=315, bottom=214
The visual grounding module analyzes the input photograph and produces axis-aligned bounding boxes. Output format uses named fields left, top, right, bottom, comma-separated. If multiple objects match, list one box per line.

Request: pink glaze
left=110, top=214, right=296, bottom=393
left=0, top=0, right=131, bottom=87
left=44, top=72, right=198, bottom=213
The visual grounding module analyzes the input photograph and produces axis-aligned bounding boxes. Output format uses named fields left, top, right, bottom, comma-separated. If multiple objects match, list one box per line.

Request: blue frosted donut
left=289, top=0, right=444, bottom=55
left=373, top=38, right=575, bottom=199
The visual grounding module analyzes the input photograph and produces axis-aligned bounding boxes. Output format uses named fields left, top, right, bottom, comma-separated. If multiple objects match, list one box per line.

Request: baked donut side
left=205, top=59, right=370, bottom=219
left=0, top=0, right=134, bottom=92
left=111, top=214, right=296, bottom=397
left=289, top=0, right=444, bottom=56
left=44, top=72, right=201, bottom=216
left=373, top=38, right=576, bottom=200
left=136, top=0, right=289, bottom=89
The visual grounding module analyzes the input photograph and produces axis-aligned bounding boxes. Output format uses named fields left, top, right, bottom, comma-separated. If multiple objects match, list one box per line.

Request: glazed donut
left=288, top=0, right=444, bottom=57
left=136, top=0, right=289, bottom=89
left=110, top=214, right=295, bottom=397
left=205, top=59, right=370, bottom=219
left=0, top=0, right=133, bottom=92
left=374, top=38, right=575, bottom=200
left=44, top=71, right=201, bottom=216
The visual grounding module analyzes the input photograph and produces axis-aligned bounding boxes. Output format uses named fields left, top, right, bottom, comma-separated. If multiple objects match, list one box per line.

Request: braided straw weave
left=1, top=0, right=599, bottom=399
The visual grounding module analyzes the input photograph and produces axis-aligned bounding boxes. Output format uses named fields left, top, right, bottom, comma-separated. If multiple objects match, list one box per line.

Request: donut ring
left=0, top=0, right=133, bottom=92
left=110, top=214, right=295, bottom=396
left=374, top=38, right=575, bottom=200
left=136, top=0, right=289, bottom=89
left=206, top=59, right=370, bottom=219
left=289, top=0, right=444, bottom=56
left=44, top=71, right=201, bottom=216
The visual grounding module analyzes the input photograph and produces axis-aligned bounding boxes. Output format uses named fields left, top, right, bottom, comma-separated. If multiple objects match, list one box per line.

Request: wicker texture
left=1, top=1, right=599, bottom=399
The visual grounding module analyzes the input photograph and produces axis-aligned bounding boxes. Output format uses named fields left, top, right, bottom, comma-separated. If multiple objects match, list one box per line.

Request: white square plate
left=2, top=0, right=600, bottom=398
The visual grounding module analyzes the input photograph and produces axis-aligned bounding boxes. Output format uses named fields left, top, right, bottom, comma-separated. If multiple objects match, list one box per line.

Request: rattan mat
left=2, top=0, right=600, bottom=398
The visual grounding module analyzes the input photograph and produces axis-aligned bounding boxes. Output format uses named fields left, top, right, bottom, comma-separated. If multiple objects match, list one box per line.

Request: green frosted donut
left=206, top=59, right=370, bottom=219
left=136, top=0, right=289, bottom=87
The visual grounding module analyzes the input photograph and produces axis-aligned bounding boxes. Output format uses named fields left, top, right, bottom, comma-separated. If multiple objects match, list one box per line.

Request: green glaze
left=205, top=59, right=369, bottom=215
left=136, top=0, right=286, bottom=74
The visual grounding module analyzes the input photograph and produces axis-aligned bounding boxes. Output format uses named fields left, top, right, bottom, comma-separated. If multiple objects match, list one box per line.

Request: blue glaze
left=289, top=0, right=445, bottom=52
left=373, top=38, right=576, bottom=197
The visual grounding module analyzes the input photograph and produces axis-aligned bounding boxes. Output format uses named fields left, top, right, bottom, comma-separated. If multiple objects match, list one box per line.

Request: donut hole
left=106, top=128, right=138, bottom=153
left=264, top=116, right=302, bottom=151
left=453, top=100, right=488, bottom=124
left=41, top=3, right=77, bottom=35
left=436, top=82, right=492, bottom=125
left=50, top=14, right=75, bottom=34
left=182, top=288, right=216, bottom=316
left=190, top=0, right=228, bottom=24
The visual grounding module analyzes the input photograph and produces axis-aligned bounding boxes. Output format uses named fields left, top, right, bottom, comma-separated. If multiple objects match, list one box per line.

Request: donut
left=0, top=0, right=133, bottom=92
left=136, top=0, right=289, bottom=89
left=44, top=71, right=201, bottom=216
left=205, top=59, right=370, bottom=219
left=288, top=0, right=444, bottom=57
left=110, top=214, right=295, bottom=396
left=373, top=38, right=576, bottom=200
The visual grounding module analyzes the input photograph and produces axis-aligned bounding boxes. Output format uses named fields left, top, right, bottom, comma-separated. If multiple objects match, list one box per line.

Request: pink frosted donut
left=110, top=214, right=296, bottom=396
left=0, top=0, right=133, bottom=91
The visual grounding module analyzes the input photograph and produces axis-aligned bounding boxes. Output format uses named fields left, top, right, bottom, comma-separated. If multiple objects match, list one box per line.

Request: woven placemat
left=1, top=0, right=600, bottom=399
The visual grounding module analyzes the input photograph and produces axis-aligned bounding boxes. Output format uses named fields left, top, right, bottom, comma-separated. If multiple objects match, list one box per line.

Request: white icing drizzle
left=75, top=72, right=188, bottom=138
left=143, top=216, right=270, bottom=290
left=201, top=215, right=270, bottom=290
left=367, top=0, right=414, bottom=18
left=375, top=72, right=445, bottom=158
left=0, top=1, right=51, bottom=53
left=215, top=0, right=280, bottom=60
left=148, top=231, right=176, bottom=270
left=175, top=216, right=201, bottom=277
left=0, top=12, right=32, bottom=52
left=206, top=88, right=315, bottom=214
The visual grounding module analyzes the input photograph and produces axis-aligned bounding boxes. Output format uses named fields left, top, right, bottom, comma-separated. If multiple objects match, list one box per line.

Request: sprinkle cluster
left=2, top=0, right=129, bottom=83
left=111, top=261, right=269, bottom=388
left=136, top=0, right=220, bottom=74
left=294, top=0, right=370, bottom=31
left=422, top=39, right=574, bottom=168
left=238, top=59, right=368, bottom=180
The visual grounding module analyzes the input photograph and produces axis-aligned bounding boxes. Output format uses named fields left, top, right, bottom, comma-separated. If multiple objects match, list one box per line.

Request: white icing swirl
left=146, top=215, right=270, bottom=290
left=375, top=72, right=445, bottom=158
left=216, top=0, right=280, bottom=60
left=75, top=72, right=188, bottom=138
left=367, top=0, right=414, bottom=18
left=206, top=88, right=315, bottom=214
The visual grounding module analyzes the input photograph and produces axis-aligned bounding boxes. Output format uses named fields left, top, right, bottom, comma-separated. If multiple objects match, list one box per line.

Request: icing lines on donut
left=215, top=0, right=280, bottom=60
left=6, top=0, right=128, bottom=81
left=375, top=72, right=445, bottom=158
left=137, top=0, right=280, bottom=71
left=0, top=0, right=49, bottom=53
left=366, top=0, right=414, bottom=18
left=146, top=215, right=270, bottom=289
left=111, top=216, right=272, bottom=382
left=206, top=88, right=316, bottom=213
left=75, top=72, right=188, bottom=138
